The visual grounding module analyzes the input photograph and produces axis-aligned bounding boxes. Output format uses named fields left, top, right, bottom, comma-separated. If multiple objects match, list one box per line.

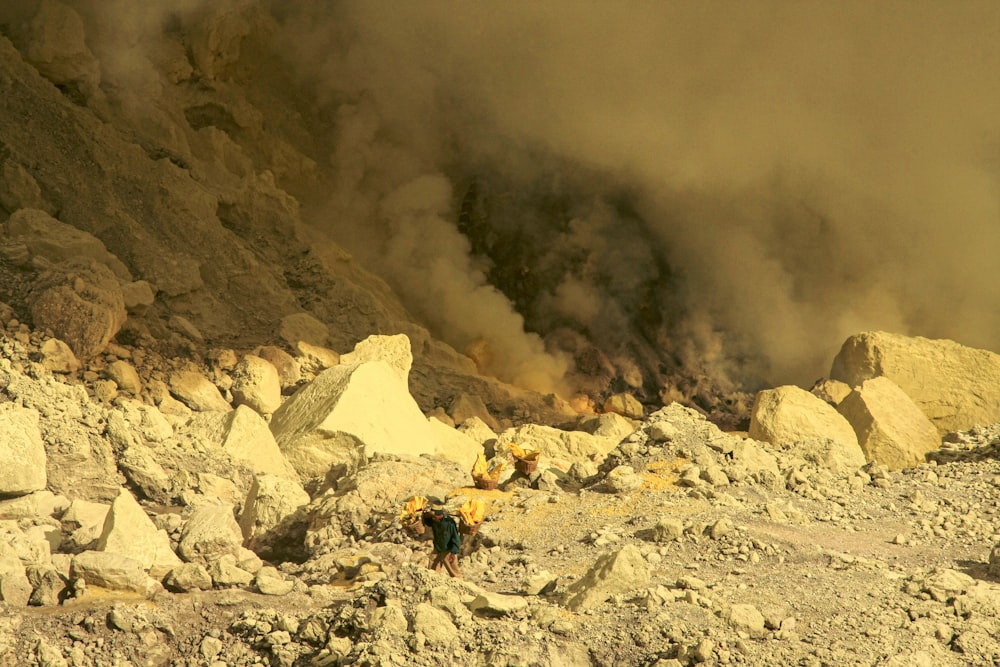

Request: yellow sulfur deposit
left=510, top=443, right=540, bottom=461
left=459, top=498, right=485, bottom=526
left=472, top=453, right=504, bottom=481
left=400, top=495, right=428, bottom=523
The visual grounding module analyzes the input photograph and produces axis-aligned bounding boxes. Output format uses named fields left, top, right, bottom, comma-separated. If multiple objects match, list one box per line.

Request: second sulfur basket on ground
left=511, top=443, right=540, bottom=475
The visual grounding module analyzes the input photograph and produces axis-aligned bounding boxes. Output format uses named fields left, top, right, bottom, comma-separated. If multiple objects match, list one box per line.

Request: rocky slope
left=2, top=3, right=1000, bottom=667
left=1, top=316, right=1000, bottom=666
left=0, top=0, right=752, bottom=427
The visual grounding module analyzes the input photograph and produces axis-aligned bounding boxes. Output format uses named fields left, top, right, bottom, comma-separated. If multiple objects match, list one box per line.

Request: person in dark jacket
left=421, top=502, right=462, bottom=577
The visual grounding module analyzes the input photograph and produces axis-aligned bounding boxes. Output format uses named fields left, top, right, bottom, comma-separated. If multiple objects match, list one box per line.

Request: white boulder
left=837, top=377, right=940, bottom=470
left=96, top=489, right=181, bottom=577
left=230, top=355, right=282, bottom=415
left=269, top=361, right=467, bottom=486
left=749, top=385, right=865, bottom=473
left=831, top=331, right=1000, bottom=435
left=0, top=403, right=47, bottom=496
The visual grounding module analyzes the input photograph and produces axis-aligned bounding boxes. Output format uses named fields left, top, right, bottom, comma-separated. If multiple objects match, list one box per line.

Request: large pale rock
left=0, top=490, right=68, bottom=521
left=587, top=412, right=639, bottom=442
left=169, top=370, right=232, bottom=413
left=96, top=489, right=181, bottom=577
left=457, top=417, right=499, bottom=448
left=121, top=280, right=155, bottom=315
left=105, top=361, right=142, bottom=395
left=115, top=442, right=172, bottom=502
left=21, top=0, right=101, bottom=98
left=1, top=365, right=120, bottom=502
left=0, top=553, right=31, bottom=607
left=340, top=334, right=413, bottom=384
left=239, top=475, right=310, bottom=548
left=563, top=545, right=650, bottom=611
left=203, top=405, right=299, bottom=481
left=811, top=378, right=852, bottom=406
left=255, top=346, right=301, bottom=388
left=230, top=355, right=282, bottom=415
left=163, top=563, right=213, bottom=593
left=269, top=361, right=465, bottom=486
left=449, top=392, right=499, bottom=431
left=494, top=423, right=620, bottom=470
left=427, top=418, right=485, bottom=472
left=30, top=261, right=126, bottom=360
left=602, top=393, right=644, bottom=420
left=39, top=338, right=79, bottom=374
left=726, top=603, right=767, bottom=637
left=293, top=341, right=340, bottom=376
left=70, top=551, right=149, bottom=593
left=831, top=331, right=1000, bottom=435
left=278, top=313, right=329, bottom=348
left=4, top=209, right=129, bottom=279
left=749, top=385, right=865, bottom=473
left=411, top=603, right=458, bottom=646
left=0, top=163, right=53, bottom=215
left=254, top=566, right=293, bottom=596
left=61, top=499, right=110, bottom=551
left=177, top=503, right=244, bottom=566
left=0, top=403, right=47, bottom=496
left=837, top=377, right=940, bottom=470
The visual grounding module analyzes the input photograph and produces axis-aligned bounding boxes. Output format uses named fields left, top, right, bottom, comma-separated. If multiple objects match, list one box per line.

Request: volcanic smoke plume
left=270, top=2, right=1000, bottom=402
left=28, top=1, right=1000, bottom=410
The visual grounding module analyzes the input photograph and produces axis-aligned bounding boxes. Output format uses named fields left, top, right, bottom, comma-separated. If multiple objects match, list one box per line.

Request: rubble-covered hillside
left=0, top=0, right=753, bottom=427
left=2, top=319, right=1000, bottom=666
left=3, top=3, right=1000, bottom=667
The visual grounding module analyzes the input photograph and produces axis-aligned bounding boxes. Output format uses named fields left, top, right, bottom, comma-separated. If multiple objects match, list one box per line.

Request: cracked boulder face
left=30, top=260, right=126, bottom=361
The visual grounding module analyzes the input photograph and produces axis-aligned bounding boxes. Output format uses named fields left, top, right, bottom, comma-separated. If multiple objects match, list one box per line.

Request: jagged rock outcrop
left=749, top=385, right=865, bottom=473
left=831, top=331, right=1000, bottom=435
left=3, top=208, right=130, bottom=279
left=837, top=377, right=940, bottom=470
left=17, top=0, right=101, bottom=100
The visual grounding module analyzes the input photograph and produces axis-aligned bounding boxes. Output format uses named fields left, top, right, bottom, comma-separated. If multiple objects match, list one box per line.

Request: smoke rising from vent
left=277, top=1, right=1000, bottom=396
left=47, top=0, right=1000, bottom=401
